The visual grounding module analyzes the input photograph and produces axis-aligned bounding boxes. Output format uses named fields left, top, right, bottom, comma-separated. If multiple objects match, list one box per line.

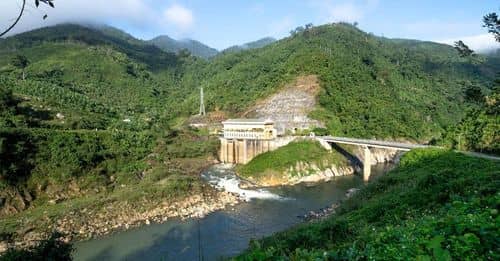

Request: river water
left=73, top=164, right=392, bottom=261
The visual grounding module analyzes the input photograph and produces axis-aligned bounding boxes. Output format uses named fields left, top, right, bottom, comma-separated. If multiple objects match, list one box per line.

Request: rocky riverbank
left=244, top=161, right=357, bottom=187
left=299, top=188, right=359, bottom=221
left=0, top=186, right=240, bottom=254
left=240, top=145, right=402, bottom=187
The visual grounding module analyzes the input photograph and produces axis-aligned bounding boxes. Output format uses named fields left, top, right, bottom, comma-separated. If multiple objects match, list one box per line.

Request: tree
left=463, top=85, right=484, bottom=103
left=0, top=0, right=55, bottom=37
left=454, top=40, right=474, bottom=57
left=11, top=55, right=30, bottom=80
left=445, top=11, right=500, bottom=154
left=483, top=12, right=500, bottom=42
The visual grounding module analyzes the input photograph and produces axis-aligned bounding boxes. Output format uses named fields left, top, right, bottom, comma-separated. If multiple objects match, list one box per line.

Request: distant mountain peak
left=148, top=35, right=218, bottom=59
left=222, top=37, right=276, bottom=53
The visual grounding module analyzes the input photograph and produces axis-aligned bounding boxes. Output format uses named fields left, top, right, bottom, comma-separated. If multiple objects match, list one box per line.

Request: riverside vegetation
left=0, top=21, right=499, bottom=258
left=237, top=149, right=500, bottom=260
left=237, top=140, right=356, bottom=186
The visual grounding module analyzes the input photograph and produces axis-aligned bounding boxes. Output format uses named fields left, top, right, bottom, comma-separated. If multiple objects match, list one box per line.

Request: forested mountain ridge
left=0, top=24, right=181, bottom=71
left=222, top=37, right=277, bottom=53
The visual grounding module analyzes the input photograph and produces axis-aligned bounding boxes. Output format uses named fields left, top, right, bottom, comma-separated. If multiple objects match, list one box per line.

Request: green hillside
left=180, top=23, right=497, bottom=140
left=237, top=140, right=347, bottom=180
left=237, top=149, right=500, bottom=260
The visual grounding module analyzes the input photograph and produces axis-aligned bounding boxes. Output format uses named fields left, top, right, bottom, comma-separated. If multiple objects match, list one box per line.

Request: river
left=73, top=164, right=393, bottom=261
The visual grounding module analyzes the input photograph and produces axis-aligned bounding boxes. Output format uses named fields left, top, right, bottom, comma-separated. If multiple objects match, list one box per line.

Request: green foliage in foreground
left=237, top=140, right=348, bottom=178
left=0, top=233, right=72, bottom=261
left=237, top=149, right=500, bottom=260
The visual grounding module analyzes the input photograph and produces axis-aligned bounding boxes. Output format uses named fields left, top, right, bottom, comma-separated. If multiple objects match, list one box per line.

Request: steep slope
left=178, top=23, right=498, bottom=141
left=0, top=24, right=196, bottom=130
left=238, top=149, right=500, bottom=259
left=149, top=35, right=218, bottom=58
left=244, top=75, right=323, bottom=134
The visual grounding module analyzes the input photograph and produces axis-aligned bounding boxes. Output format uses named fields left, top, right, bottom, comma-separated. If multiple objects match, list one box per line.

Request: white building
left=219, top=119, right=278, bottom=164
left=221, top=119, right=277, bottom=140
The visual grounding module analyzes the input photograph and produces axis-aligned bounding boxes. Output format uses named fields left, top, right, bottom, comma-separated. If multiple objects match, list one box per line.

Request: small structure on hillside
left=199, top=87, right=206, bottom=116
left=220, top=119, right=278, bottom=164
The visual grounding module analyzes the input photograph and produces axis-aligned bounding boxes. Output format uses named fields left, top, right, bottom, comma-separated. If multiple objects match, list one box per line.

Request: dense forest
left=0, top=21, right=498, bottom=258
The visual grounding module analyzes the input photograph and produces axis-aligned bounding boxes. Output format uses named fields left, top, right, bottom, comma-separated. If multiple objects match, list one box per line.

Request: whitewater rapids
left=201, top=164, right=287, bottom=201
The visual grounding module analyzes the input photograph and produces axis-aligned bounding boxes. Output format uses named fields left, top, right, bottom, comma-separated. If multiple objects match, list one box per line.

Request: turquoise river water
left=74, top=164, right=392, bottom=260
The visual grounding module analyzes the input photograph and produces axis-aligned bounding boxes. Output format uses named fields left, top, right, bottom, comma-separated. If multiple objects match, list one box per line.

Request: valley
left=0, top=20, right=499, bottom=260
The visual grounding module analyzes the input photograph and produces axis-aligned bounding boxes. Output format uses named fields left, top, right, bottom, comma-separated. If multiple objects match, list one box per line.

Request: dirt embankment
left=244, top=75, right=324, bottom=134
left=0, top=158, right=240, bottom=254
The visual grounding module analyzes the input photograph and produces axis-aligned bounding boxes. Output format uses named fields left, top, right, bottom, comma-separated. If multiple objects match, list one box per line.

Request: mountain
left=149, top=35, right=219, bottom=58
left=222, top=37, right=276, bottom=53
left=180, top=23, right=498, bottom=140
left=0, top=23, right=179, bottom=70
left=2, top=23, right=498, bottom=137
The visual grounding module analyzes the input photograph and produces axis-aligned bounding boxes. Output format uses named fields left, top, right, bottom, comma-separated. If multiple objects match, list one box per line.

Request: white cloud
left=327, top=3, right=362, bottom=23
left=311, top=0, right=378, bottom=24
left=163, top=4, right=194, bottom=31
left=436, top=33, right=499, bottom=53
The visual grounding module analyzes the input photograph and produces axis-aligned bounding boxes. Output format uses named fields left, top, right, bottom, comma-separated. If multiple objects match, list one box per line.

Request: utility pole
left=199, top=87, right=206, bottom=116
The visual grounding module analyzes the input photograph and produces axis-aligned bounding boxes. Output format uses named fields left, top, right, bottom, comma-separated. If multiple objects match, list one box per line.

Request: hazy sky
left=1, top=0, right=499, bottom=51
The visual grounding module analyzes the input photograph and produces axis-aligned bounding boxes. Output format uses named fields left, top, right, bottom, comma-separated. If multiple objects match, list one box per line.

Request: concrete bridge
left=317, top=136, right=431, bottom=181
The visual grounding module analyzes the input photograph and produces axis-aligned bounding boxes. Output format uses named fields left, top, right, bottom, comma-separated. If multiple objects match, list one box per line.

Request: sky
left=0, top=0, right=499, bottom=51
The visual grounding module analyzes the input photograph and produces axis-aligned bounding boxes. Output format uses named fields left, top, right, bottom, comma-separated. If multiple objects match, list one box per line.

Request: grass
left=236, top=149, right=500, bottom=260
left=236, top=140, right=348, bottom=179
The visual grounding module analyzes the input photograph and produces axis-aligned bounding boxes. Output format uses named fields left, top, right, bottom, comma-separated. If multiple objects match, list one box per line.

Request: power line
left=199, top=87, right=206, bottom=116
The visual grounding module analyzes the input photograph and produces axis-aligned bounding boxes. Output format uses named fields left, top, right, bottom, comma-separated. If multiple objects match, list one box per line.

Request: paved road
left=318, top=136, right=430, bottom=151
left=318, top=136, right=500, bottom=161
left=458, top=151, right=500, bottom=161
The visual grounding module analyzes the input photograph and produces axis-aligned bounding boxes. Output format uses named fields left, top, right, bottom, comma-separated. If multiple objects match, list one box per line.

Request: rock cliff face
left=244, top=75, right=324, bottom=134
left=285, top=162, right=356, bottom=185
left=244, top=146, right=402, bottom=187
left=247, top=161, right=356, bottom=187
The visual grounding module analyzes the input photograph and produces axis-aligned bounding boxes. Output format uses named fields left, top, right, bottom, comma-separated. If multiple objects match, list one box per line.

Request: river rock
left=346, top=188, right=359, bottom=198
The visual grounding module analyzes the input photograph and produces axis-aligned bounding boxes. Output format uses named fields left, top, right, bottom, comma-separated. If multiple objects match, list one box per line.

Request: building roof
left=222, top=118, right=273, bottom=125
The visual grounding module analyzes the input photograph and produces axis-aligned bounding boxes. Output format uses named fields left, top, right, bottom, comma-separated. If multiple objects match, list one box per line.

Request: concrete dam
left=219, top=119, right=290, bottom=164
